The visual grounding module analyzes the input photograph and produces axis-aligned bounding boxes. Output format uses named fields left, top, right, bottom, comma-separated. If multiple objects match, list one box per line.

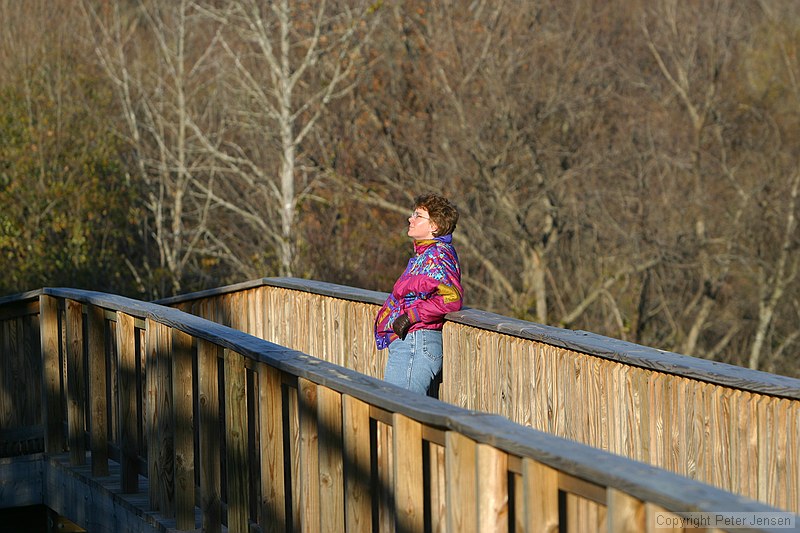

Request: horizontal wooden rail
left=0, top=284, right=797, bottom=533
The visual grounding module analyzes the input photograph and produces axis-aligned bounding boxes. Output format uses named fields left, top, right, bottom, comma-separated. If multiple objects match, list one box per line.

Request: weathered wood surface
left=87, top=305, right=108, bottom=476
left=155, top=278, right=800, bottom=515
left=65, top=300, right=85, bottom=465
left=156, top=276, right=800, bottom=399
left=197, top=338, right=221, bottom=533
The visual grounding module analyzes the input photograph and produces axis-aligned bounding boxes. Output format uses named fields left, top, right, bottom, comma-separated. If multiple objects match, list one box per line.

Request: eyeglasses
left=410, top=211, right=430, bottom=220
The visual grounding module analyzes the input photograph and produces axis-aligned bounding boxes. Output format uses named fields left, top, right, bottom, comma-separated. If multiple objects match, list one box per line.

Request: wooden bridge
left=0, top=277, right=797, bottom=532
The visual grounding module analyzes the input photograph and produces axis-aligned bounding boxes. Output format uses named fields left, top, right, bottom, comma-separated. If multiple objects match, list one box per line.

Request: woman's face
left=407, top=207, right=437, bottom=240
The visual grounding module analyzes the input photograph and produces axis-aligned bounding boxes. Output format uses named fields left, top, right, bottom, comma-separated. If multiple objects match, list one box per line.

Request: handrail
left=157, top=277, right=800, bottom=400
left=2, top=286, right=786, bottom=532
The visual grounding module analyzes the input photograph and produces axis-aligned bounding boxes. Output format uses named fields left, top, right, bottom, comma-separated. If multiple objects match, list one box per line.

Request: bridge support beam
left=0, top=454, right=189, bottom=533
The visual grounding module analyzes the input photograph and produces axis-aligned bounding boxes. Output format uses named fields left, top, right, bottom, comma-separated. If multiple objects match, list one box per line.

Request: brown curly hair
left=415, top=194, right=459, bottom=237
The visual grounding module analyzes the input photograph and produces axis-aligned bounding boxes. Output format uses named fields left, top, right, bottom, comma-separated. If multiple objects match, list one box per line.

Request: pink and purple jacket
left=374, top=234, right=463, bottom=350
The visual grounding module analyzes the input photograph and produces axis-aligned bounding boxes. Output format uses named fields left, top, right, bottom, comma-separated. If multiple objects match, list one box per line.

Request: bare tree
left=81, top=0, right=221, bottom=297
left=189, top=0, right=382, bottom=277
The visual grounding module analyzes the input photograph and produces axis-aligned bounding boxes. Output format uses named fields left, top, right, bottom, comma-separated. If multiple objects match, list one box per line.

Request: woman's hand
left=392, top=314, right=412, bottom=340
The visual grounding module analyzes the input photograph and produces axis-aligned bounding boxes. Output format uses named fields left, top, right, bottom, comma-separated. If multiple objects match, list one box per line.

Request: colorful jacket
left=374, top=234, right=463, bottom=349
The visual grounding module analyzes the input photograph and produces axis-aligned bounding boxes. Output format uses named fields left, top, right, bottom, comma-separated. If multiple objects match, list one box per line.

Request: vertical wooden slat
left=145, top=318, right=159, bottom=510
left=116, top=311, right=138, bottom=493
left=757, top=394, right=769, bottom=504
left=198, top=339, right=222, bottom=533
left=289, top=384, right=302, bottom=532
left=393, top=413, right=424, bottom=533
left=786, top=398, right=799, bottom=513
left=376, top=421, right=394, bottom=532
left=173, top=328, right=195, bottom=529
left=259, top=362, right=287, bottom=533
left=607, top=488, right=644, bottom=533
left=41, top=294, right=64, bottom=454
left=428, top=441, right=447, bottom=533
left=298, top=377, right=320, bottom=532
left=148, top=320, right=175, bottom=515
left=477, top=443, right=508, bottom=532
left=225, top=348, right=250, bottom=533
left=87, top=304, right=108, bottom=476
left=65, top=299, right=86, bottom=465
left=446, top=430, right=477, bottom=533
left=342, top=394, right=371, bottom=533
left=521, top=458, right=559, bottom=533
left=318, top=385, right=344, bottom=533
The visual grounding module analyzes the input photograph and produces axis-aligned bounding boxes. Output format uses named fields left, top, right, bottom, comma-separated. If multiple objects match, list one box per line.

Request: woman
left=374, top=193, right=463, bottom=395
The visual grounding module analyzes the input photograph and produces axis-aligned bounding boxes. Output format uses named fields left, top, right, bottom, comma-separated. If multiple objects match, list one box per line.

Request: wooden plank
left=393, top=413, right=424, bottom=533
left=743, top=391, right=759, bottom=502
left=788, top=398, right=799, bottom=514
left=373, top=419, right=394, bottom=531
left=40, top=294, right=64, bottom=454
left=198, top=339, right=222, bottom=533
left=144, top=318, right=159, bottom=511
left=116, top=311, right=138, bottom=494
left=342, top=394, right=371, bottom=533
left=173, top=328, right=195, bottom=530
left=714, top=386, right=732, bottom=493
left=1, top=320, right=12, bottom=432
left=607, top=488, right=644, bottom=533
left=289, top=384, right=302, bottom=532
left=477, top=443, right=508, bottom=532
left=65, top=299, right=86, bottom=465
left=446, top=431, right=477, bottom=533
left=521, top=458, right=558, bottom=533
left=298, top=377, right=320, bottom=532
left=428, top=441, right=447, bottom=533
left=147, top=320, right=175, bottom=516
left=258, top=362, right=287, bottom=533
left=318, top=385, right=344, bottom=533
left=225, top=349, right=250, bottom=533
left=757, top=394, right=769, bottom=504
left=87, top=304, right=108, bottom=476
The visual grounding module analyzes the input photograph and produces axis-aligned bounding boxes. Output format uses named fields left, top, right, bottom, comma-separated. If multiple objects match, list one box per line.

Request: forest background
left=1, top=0, right=798, bottom=378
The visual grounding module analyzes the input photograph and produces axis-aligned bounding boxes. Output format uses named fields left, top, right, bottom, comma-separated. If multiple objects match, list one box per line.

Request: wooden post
left=393, top=413, right=424, bottom=533
left=477, top=443, right=508, bottom=532
left=520, top=458, right=559, bottom=533
left=225, top=349, right=250, bottom=533
left=198, top=339, right=222, bottom=533
left=40, top=294, right=64, bottom=454
left=87, top=304, right=108, bottom=476
left=318, top=385, right=344, bottom=533
left=146, top=320, right=175, bottom=516
left=258, top=362, right=287, bottom=533
left=342, top=394, right=371, bottom=533
left=298, top=377, right=320, bottom=532
left=446, top=431, right=477, bottom=533
left=116, top=311, right=138, bottom=493
left=65, top=299, right=86, bottom=465
left=173, top=328, right=195, bottom=530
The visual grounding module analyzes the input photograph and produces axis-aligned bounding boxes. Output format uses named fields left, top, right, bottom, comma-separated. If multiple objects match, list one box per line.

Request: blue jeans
left=383, top=329, right=443, bottom=395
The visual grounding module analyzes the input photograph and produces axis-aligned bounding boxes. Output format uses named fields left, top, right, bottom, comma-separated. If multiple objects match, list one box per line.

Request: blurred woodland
left=1, top=0, right=799, bottom=377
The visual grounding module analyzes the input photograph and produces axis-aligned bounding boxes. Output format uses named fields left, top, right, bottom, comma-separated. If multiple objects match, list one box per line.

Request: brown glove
left=392, top=313, right=412, bottom=340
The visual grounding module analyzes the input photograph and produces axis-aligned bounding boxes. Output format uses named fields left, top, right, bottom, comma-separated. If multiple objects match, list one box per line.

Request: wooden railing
left=0, top=282, right=796, bottom=533
left=159, top=277, right=800, bottom=518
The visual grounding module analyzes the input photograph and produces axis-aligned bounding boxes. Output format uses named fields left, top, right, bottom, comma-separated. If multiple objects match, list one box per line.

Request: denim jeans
left=383, top=329, right=443, bottom=395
